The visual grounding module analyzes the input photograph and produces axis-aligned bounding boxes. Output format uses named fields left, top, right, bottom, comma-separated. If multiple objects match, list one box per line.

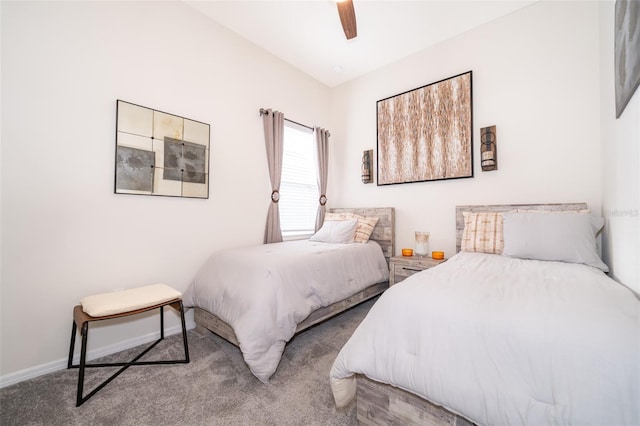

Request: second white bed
left=330, top=251, right=640, bottom=425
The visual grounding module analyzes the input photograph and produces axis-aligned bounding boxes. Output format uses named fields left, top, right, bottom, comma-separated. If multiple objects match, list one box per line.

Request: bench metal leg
left=67, top=320, right=77, bottom=369
left=68, top=301, right=190, bottom=407
left=77, top=322, right=89, bottom=407
left=179, top=301, right=190, bottom=363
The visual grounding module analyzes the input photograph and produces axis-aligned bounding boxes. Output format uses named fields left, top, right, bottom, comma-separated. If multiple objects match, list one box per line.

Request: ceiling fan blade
left=336, top=0, right=357, bottom=40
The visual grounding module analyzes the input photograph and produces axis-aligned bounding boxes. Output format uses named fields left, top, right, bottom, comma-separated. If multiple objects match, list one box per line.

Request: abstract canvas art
left=377, top=71, right=473, bottom=185
left=115, top=100, right=210, bottom=198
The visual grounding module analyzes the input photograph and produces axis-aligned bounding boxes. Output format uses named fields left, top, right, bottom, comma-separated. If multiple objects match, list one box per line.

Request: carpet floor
left=0, top=299, right=376, bottom=425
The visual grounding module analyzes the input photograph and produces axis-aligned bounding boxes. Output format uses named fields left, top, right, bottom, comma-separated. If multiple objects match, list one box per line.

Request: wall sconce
left=480, top=125, right=497, bottom=171
left=361, top=149, right=373, bottom=183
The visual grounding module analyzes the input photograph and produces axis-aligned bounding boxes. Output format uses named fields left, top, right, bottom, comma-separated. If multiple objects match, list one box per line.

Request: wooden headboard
left=329, top=207, right=395, bottom=261
left=455, top=203, right=588, bottom=253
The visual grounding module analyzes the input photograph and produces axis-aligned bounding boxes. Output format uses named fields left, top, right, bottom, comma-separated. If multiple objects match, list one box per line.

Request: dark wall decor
left=115, top=100, right=210, bottom=198
left=480, top=125, right=497, bottom=171
left=377, top=71, right=473, bottom=185
left=615, top=0, right=640, bottom=119
left=361, top=149, right=373, bottom=183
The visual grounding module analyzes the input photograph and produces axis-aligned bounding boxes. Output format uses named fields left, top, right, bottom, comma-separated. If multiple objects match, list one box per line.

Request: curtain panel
left=262, top=109, right=284, bottom=243
left=314, top=128, right=330, bottom=231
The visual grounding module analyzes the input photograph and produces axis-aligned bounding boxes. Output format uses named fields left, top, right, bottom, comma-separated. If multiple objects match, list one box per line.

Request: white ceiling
left=185, top=0, right=537, bottom=87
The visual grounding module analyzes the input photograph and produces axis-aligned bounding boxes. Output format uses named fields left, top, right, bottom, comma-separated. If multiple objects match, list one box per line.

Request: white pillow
left=324, top=212, right=379, bottom=243
left=310, top=219, right=358, bottom=244
left=502, top=211, right=608, bottom=272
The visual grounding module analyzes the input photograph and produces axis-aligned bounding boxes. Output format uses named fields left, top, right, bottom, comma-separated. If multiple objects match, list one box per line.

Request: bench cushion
left=80, top=284, right=181, bottom=317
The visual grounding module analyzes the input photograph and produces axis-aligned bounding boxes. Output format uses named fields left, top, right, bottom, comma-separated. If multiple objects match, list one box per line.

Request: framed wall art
left=615, top=0, right=640, bottom=119
left=115, top=100, right=210, bottom=198
left=377, top=71, right=473, bottom=185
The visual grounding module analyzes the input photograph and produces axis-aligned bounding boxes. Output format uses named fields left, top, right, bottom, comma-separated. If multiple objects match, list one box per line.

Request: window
left=280, top=120, right=318, bottom=238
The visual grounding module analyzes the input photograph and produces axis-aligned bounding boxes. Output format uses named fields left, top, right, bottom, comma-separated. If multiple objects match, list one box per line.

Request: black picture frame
left=376, top=71, right=473, bottom=186
left=115, top=100, right=210, bottom=198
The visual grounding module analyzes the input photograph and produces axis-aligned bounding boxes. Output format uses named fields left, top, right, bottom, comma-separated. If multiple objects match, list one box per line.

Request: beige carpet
left=0, top=299, right=376, bottom=425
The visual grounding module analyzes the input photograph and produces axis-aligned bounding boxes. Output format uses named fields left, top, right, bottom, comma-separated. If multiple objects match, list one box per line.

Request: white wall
left=0, top=1, right=329, bottom=381
left=328, top=1, right=603, bottom=259
left=599, top=1, right=640, bottom=294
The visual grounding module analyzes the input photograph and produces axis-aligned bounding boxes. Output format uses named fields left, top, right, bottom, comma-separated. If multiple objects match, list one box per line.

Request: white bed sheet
left=330, top=252, right=640, bottom=426
left=183, top=239, right=389, bottom=383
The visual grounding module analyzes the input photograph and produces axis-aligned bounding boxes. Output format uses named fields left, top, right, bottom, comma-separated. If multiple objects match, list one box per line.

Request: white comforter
left=330, top=252, right=640, bottom=426
left=183, top=239, right=388, bottom=383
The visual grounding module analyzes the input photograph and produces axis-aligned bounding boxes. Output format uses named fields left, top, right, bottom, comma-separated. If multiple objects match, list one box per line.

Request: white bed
left=330, top=203, right=640, bottom=426
left=183, top=207, right=394, bottom=383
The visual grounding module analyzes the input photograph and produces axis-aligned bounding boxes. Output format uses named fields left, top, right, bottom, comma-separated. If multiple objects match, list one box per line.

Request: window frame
left=279, top=119, right=318, bottom=240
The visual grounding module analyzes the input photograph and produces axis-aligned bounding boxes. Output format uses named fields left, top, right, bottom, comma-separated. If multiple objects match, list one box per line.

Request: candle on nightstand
left=431, top=251, right=445, bottom=260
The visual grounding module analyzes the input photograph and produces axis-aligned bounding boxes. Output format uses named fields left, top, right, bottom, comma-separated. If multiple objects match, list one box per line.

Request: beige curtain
left=263, top=109, right=284, bottom=243
left=314, top=128, right=330, bottom=231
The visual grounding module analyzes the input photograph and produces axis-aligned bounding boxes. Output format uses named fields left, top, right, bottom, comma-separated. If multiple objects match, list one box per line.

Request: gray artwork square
left=116, top=146, right=155, bottom=192
left=163, top=137, right=207, bottom=184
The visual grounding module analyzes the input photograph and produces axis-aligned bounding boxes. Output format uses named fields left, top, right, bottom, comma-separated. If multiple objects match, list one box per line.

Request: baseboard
left=0, top=319, right=196, bottom=389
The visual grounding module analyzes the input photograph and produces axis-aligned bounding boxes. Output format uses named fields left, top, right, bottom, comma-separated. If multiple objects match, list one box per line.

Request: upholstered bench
left=67, top=284, right=190, bottom=406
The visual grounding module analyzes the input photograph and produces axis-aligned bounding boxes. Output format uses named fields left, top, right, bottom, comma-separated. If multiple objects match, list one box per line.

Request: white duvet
left=183, top=239, right=388, bottom=383
left=330, top=252, right=640, bottom=426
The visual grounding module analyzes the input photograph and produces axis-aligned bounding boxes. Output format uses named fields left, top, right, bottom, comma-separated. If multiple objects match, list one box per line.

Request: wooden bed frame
left=354, top=202, right=587, bottom=426
left=194, top=207, right=395, bottom=346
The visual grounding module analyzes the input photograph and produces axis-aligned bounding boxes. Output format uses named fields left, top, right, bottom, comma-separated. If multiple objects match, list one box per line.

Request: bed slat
left=194, top=281, right=389, bottom=347
left=357, top=376, right=475, bottom=426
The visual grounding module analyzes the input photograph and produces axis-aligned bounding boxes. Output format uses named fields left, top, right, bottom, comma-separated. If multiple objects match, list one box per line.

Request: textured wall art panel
left=377, top=71, right=473, bottom=185
left=115, top=100, right=210, bottom=198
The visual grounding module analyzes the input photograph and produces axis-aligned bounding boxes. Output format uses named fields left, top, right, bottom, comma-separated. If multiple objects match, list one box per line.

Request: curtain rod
left=259, top=108, right=330, bottom=136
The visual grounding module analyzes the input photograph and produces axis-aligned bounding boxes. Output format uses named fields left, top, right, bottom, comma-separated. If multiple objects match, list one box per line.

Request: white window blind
left=280, top=120, right=317, bottom=237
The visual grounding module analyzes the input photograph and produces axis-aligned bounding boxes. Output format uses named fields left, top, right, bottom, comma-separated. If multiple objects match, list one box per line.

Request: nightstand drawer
left=389, top=256, right=446, bottom=286
left=394, top=264, right=425, bottom=281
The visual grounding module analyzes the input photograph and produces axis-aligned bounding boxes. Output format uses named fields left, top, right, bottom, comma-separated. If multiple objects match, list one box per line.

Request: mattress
left=330, top=252, right=640, bottom=425
left=184, top=239, right=389, bottom=382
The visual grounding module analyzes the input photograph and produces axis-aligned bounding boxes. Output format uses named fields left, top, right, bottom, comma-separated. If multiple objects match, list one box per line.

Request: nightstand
left=389, top=255, right=446, bottom=286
